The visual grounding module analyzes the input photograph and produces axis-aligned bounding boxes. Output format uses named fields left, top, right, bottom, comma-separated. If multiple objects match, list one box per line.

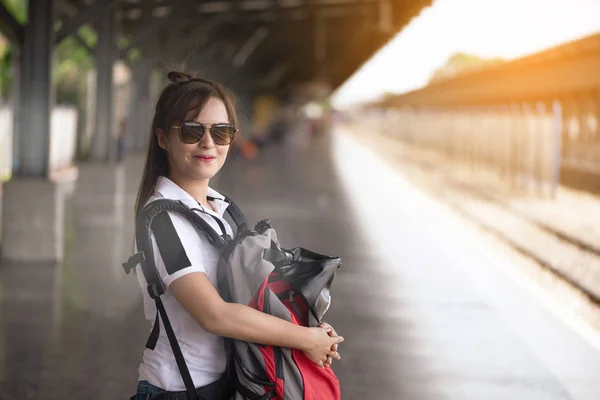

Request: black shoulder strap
left=156, top=295, right=199, bottom=400
left=123, top=199, right=228, bottom=298
left=122, top=199, right=231, bottom=400
left=222, top=195, right=249, bottom=234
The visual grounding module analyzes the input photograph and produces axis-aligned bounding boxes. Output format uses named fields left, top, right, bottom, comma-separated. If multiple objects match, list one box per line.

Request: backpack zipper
left=288, top=291, right=304, bottom=321
left=273, top=346, right=284, bottom=381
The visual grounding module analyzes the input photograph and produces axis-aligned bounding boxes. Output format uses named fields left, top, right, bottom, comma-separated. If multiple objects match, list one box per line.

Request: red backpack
left=124, top=198, right=342, bottom=400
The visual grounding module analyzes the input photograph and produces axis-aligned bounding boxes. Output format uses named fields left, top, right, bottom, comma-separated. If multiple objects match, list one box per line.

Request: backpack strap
left=122, top=199, right=229, bottom=400
left=123, top=199, right=228, bottom=298
left=156, top=293, right=198, bottom=400
left=222, top=195, right=249, bottom=235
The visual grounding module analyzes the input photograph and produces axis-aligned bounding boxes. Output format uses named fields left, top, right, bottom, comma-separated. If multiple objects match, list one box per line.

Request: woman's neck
left=168, top=173, right=211, bottom=208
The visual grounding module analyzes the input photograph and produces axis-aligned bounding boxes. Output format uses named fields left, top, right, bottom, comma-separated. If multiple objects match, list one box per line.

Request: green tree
left=0, top=0, right=100, bottom=104
left=0, top=0, right=26, bottom=101
left=1, top=0, right=26, bottom=23
left=428, top=52, right=504, bottom=84
left=54, top=24, right=96, bottom=105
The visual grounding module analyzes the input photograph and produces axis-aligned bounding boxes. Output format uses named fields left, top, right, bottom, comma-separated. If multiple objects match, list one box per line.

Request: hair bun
left=167, top=71, right=193, bottom=83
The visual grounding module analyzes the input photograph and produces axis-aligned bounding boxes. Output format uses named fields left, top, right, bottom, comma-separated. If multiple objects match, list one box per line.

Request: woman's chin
left=191, top=167, right=219, bottom=181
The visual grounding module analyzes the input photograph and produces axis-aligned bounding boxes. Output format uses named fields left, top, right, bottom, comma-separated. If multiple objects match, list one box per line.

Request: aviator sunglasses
left=172, top=121, right=237, bottom=146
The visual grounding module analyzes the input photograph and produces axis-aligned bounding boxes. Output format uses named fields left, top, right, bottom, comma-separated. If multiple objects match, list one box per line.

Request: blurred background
left=1, top=0, right=600, bottom=399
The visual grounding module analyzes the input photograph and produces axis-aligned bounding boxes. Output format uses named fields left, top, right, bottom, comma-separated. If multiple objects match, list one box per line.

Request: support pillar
left=15, top=0, right=53, bottom=177
left=126, top=57, right=153, bottom=154
left=2, top=0, right=66, bottom=264
left=75, top=5, right=124, bottom=225
left=90, top=5, right=116, bottom=163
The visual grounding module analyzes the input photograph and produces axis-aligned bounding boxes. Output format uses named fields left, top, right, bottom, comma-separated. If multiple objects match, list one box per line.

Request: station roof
left=50, top=0, right=432, bottom=93
left=378, top=32, right=600, bottom=107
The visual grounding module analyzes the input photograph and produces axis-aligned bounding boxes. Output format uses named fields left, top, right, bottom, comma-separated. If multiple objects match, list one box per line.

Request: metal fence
left=360, top=102, right=563, bottom=198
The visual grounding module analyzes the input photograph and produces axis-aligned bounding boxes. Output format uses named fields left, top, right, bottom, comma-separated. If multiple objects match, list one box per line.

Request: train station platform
left=1, top=125, right=600, bottom=399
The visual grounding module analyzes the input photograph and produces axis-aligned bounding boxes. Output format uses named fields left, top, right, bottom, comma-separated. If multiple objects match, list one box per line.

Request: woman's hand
left=319, top=322, right=340, bottom=367
left=303, top=327, right=344, bottom=368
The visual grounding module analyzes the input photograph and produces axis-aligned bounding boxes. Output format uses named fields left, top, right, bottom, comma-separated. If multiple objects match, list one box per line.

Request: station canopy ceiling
left=52, top=0, right=431, bottom=93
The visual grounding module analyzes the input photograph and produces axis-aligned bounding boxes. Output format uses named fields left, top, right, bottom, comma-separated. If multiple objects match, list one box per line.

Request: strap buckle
left=147, top=283, right=165, bottom=299
left=122, top=251, right=146, bottom=274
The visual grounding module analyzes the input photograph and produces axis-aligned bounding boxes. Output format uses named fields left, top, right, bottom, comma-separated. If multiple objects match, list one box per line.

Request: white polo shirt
left=135, top=176, right=234, bottom=391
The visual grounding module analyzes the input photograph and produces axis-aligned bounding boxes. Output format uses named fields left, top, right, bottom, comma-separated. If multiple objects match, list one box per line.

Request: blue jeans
left=134, top=380, right=169, bottom=400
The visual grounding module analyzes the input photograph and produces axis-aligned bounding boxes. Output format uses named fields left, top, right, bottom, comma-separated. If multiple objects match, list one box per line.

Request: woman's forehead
left=193, top=98, right=229, bottom=122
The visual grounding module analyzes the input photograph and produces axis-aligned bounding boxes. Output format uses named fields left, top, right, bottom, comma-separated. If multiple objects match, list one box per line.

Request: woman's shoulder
left=145, top=191, right=165, bottom=206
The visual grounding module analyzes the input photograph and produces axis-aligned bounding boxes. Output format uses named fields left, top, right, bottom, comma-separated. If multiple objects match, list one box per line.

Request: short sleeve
left=150, top=211, right=207, bottom=287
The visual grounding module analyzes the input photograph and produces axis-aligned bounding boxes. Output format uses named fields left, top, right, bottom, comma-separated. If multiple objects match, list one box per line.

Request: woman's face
left=159, top=97, right=232, bottom=183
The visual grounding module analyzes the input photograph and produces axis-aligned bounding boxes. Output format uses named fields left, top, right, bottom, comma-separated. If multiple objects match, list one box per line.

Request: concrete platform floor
left=0, top=127, right=599, bottom=399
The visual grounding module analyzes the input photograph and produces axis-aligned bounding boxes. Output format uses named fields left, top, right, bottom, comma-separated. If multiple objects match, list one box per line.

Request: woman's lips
left=194, top=155, right=216, bottom=162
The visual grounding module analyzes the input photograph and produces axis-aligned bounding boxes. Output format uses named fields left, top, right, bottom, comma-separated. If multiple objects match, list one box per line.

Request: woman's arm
left=170, top=271, right=343, bottom=366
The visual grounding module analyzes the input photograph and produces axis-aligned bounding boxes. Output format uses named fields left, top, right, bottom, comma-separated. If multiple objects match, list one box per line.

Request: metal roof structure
left=379, top=32, right=600, bottom=107
left=40, top=0, right=432, bottom=93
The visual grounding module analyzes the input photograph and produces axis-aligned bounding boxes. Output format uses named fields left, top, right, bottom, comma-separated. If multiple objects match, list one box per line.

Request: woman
left=132, top=71, right=344, bottom=399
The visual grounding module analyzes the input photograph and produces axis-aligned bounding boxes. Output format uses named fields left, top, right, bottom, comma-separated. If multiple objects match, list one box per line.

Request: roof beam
left=262, top=62, right=290, bottom=87
left=120, top=0, right=196, bottom=60
left=56, top=0, right=118, bottom=44
left=233, top=26, right=270, bottom=67
left=119, top=18, right=163, bottom=59
left=0, top=2, right=24, bottom=47
left=195, top=0, right=365, bottom=14
left=194, top=5, right=353, bottom=24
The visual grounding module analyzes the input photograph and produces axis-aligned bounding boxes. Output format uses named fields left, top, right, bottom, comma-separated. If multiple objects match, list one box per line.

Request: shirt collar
left=154, top=176, right=229, bottom=217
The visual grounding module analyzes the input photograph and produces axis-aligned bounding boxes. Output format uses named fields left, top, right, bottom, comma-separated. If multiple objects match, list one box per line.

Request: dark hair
left=135, top=71, right=238, bottom=216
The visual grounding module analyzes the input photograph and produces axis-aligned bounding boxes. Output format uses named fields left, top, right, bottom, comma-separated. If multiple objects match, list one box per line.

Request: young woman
left=132, top=71, right=343, bottom=399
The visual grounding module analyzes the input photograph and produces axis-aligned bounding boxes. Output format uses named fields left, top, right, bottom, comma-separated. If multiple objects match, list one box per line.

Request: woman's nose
left=199, top=128, right=215, bottom=148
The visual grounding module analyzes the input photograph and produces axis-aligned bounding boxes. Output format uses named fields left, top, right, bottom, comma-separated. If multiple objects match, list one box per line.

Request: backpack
left=122, top=196, right=342, bottom=400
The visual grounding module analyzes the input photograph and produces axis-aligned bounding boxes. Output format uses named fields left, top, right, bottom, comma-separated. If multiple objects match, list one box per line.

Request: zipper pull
left=288, top=291, right=304, bottom=321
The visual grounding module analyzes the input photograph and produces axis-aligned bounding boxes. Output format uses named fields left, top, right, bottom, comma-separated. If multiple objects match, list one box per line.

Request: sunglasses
left=172, top=121, right=237, bottom=146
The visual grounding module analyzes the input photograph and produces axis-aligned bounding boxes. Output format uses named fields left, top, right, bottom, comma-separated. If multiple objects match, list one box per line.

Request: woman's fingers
left=330, top=335, right=343, bottom=353
left=320, top=322, right=341, bottom=352
left=332, top=335, right=344, bottom=343
left=330, top=336, right=344, bottom=349
left=320, top=322, right=338, bottom=338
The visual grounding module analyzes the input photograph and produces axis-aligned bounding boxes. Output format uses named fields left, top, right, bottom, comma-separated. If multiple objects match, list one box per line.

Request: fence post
left=551, top=100, right=562, bottom=199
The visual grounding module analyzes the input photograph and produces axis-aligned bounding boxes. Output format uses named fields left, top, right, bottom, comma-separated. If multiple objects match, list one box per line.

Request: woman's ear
left=156, top=128, right=169, bottom=151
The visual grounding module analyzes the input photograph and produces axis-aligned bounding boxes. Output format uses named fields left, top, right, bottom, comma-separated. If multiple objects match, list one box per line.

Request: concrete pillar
left=124, top=77, right=138, bottom=154
left=10, top=47, right=21, bottom=172
left=15, top=0, right=54, bottom=177
left=91, top=5, right=116, bottom=162
left=126, top=57, right=153, bottom=153
left=1, top=0, right=66, bottom=264
left=75, top=161, right=125, bottom=227
left=75, top=5, right=124, bottom=226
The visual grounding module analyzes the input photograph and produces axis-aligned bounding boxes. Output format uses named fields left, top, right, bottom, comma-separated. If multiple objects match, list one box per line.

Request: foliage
left=1, top=0, right=26, bottom=23
left=0, top=0, right=102, bottom=105
left=54, top=25, right=96, bottom=105
left=0, top=0, right=26, bottom=101
left=428, top=52, right=504, bottom=84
